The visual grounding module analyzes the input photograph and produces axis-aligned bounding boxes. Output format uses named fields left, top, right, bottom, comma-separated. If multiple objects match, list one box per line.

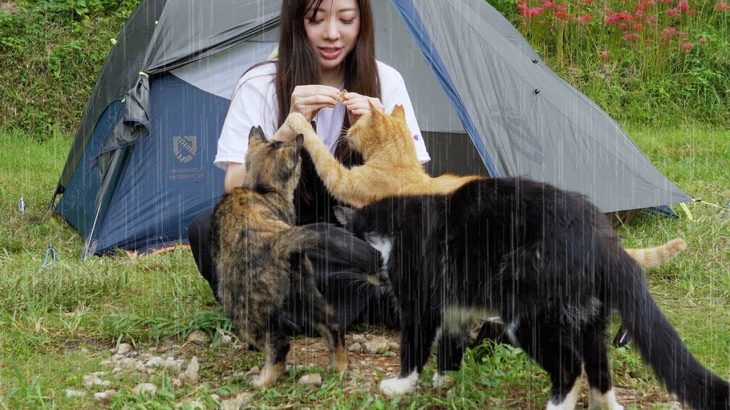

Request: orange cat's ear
left=391, top=105, right=406, bottom=121
left=368, top=100, right=383, bottom=119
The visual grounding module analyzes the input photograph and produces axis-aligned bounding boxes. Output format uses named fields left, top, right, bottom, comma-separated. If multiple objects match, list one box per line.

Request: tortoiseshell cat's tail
left=282, top=223, right=382, bottom=276
left=610, top=253, right=729, bottom=410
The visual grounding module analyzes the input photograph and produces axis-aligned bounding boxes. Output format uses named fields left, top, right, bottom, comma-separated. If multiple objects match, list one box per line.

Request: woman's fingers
left=291, top=85, right=342, bottom=120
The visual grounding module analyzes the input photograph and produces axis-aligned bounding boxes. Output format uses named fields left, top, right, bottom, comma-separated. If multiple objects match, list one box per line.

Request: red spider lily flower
left=633, top=23, right=644, bottom=30
left=518, top=0, right=529, bottom=16
left=660, top=26, right=679, bottom=43
left=619, top=22, right=629, bottom=29
left=662, top=26, right=678, bottom=37
left=530, top=6, right=545, bottom=16
left=623, top=33, right=641, bottom=41
left=716, top=1, right=729, bottom=11
left=678, top=0, right=690, bottom=11
left=698, top=37, right=708, bottom=45
left=680, top=42, right=693, bottom=52
left=645, top=15, right=658, bottom=25
left=666, top=7, right=681, bottom=17
left=680, top=31, right=688, bottom=39
left=606, top=11, right=635, bottom=24
left=543, top=0, right=554, bottom=9
left=599, top=50, right=610, bottom=59
left=553, top=10, right=570, bottom=19
left=577, top=13, right=593, bottom=22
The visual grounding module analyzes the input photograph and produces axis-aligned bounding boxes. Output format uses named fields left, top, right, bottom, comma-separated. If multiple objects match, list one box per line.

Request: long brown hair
left=276, top=0, right=379, bottom=212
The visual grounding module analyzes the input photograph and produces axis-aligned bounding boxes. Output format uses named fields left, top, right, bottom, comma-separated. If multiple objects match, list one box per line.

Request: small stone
left=145, top=356, right=163, bottom=367
left=172, top=378, right=182, bottom=388
left=180, top=356, right=199, bottom=384
left=387, top=342, right=400, bottom=351
left=245, top=365, right=260, bottom=376
left=348, top=342, right=362, bottom=353
left=351, top=334, right=367, bottom=344
left=100, top=359, right=112, bottom=366
left=186, top=330, right=209, bottom=345
left=298, top=373, right=322, bottom=386
left=116, top=343, right=132, bottom=355
left=162, top=357, right=182, bottom=372
left=132, top=383, right=157, bottom=395
left=112, top=367, right=122, bottom=374
left=176, top=400, right=203, bottom=409
left=82, top=372, right=108, bottom=387
left=120, top=357, right=137, bottom=368
left=112, top=353, right=125, bottom=362
left=219, top=335, right=232, bottom=345
left=221, top=393, right=253, bottom=410
left=211, top=393, right=220, bottom=401
left=363, top=337, right=388, bottom=354
left=94, top=389, right=117, bottom=402
left=65, top=389, right=86, bottom=398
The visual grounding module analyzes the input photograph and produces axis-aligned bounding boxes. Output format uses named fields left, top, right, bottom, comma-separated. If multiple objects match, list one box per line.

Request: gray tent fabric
left=53, top=0, right=690, bottom=255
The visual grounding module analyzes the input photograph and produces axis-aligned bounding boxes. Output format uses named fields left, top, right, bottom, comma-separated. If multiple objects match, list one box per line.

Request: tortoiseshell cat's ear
left=248, top=125, right=267, bottom=147
left=391, top=105, right=406, bottom=121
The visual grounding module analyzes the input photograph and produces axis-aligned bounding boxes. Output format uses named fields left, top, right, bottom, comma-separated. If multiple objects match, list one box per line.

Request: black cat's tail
left=610, top=253, right=729, bottom=410
left=281, top=223, right=382, bottom=275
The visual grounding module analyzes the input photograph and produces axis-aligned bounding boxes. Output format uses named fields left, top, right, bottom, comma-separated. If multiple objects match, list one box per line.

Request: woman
left=189, top=0, right=430, bottom=331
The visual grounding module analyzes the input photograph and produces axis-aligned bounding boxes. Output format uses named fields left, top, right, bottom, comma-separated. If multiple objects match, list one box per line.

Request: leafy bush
left=0, top=0, right=138, bottom=141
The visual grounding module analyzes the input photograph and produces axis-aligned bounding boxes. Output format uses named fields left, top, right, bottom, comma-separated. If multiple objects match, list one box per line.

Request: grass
left=0, top=124, right=728, bottom=408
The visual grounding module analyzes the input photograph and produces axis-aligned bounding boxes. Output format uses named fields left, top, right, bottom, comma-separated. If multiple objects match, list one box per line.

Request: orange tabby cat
left=285, top=104, right=481, bottom=209
left=284, top=104, right=686, bottom=268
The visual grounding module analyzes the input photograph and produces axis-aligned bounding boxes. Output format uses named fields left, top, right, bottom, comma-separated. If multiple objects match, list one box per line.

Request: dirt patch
left=289, top=329, right=401, bottom=380
left=0, top=2, right=19, bottom=14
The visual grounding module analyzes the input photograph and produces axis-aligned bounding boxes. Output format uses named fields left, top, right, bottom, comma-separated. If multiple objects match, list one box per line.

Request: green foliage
left=0, top=1, right=138, bottom=141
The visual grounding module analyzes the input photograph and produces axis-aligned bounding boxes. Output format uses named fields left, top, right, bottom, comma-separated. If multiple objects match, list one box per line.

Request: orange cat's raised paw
left=285, top=112, right=313, bottom=135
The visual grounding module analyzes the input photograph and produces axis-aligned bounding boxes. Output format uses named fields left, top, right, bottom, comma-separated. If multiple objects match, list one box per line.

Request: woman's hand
left=290, top=85, right=342, bottom=121
left=342, top=92, right=384, bottom=124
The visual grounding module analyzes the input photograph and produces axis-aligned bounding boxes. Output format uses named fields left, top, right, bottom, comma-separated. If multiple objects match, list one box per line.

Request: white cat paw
left=379, top=371, right=419, bottom=397
left=285, top=112, right=311, bottom=134
left=588, top=388, right=624, bottom=410
left=431, top=372, right=455, bottom=389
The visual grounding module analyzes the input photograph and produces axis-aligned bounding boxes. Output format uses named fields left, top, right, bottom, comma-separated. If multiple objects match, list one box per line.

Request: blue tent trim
left=390, top=0, right=500, bottom=177
left=56, top=100, right=125, bottom=238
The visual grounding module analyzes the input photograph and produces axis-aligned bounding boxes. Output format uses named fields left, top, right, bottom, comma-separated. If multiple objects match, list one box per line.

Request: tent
left=51, top=0, right=690, bottom=258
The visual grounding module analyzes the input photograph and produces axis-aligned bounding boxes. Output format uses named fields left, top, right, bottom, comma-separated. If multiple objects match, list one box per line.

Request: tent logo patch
left=173, top=136, right=197, bottom=163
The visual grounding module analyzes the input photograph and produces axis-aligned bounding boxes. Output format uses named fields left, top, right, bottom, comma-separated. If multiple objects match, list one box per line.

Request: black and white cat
left=335, top=177, right=729, bottom=410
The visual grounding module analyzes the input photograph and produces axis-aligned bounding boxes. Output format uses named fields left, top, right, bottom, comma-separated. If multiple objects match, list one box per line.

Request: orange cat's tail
left=624, top=238, right=688, bottom=269
left=431, top=174, right=485, bottom=195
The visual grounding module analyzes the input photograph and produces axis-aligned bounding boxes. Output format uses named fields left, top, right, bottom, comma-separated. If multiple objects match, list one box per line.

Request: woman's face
left=304, top=0, right=361, bottom=76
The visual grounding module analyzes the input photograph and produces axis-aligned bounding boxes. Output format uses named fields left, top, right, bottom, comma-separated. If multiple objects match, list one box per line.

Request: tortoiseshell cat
left=284, top=106, right=687, bottom=269
left=209, top=126, right=380, bottom=387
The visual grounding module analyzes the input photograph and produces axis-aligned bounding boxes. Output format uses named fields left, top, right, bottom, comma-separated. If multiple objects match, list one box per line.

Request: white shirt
left=214, top=60, right=431, bottom=169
